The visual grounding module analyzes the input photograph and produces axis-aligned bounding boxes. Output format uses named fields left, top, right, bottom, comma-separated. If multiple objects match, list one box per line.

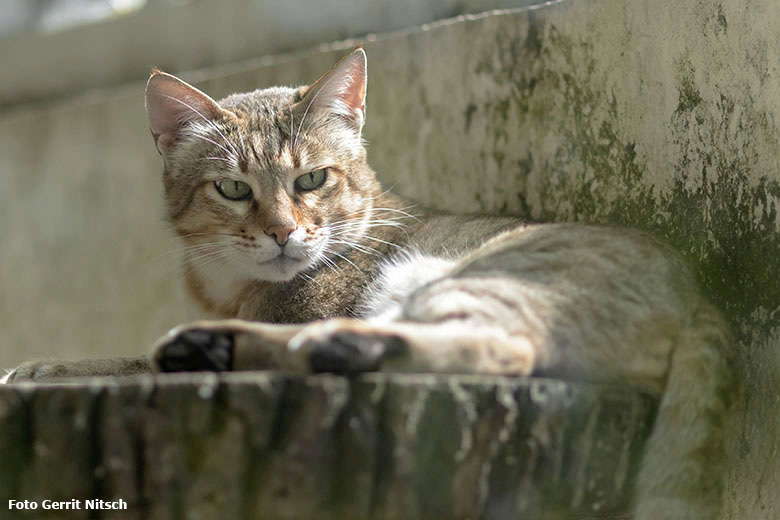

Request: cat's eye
left=295, top=169, right=327, bottom=191
left=215, top=180, right=252, bottom=200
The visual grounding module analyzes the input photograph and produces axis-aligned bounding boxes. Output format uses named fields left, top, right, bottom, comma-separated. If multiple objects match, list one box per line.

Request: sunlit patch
left=278, top=147, right=295, bottom=170
left=295, top=149, right=309, bottom=169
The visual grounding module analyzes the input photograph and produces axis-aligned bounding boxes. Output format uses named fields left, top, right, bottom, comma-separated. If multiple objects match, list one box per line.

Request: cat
left=5, top=47, right=733, bottom=520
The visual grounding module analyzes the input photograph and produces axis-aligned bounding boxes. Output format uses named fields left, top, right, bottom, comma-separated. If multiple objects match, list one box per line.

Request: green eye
left=215, top=180, right=251, bottom=200
left=295, top=169, right=327, bottom=191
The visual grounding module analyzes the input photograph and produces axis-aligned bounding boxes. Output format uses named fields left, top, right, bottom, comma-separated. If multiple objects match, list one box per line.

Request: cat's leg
left=288, top=318, right=536, bottom=376
left=5, top=356, right=152, bottom=383
left=152, top=317, right=535, bottom=376
left=6, top=320, right=301, bottom=382
left=153, top=319, right=309, bottom=372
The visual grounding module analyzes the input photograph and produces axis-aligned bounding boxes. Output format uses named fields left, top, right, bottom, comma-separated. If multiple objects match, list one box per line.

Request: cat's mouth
left=251, top=251, right=310, bottom=282
left=257, top=251, right=306, bottom=267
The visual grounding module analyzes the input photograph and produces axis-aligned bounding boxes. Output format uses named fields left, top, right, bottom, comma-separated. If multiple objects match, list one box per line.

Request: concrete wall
left=1, top=1, right=778, bottom=517
left=0, top=0, right=545, bottom=109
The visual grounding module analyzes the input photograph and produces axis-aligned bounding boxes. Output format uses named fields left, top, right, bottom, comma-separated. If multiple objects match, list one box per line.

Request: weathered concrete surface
left=1, top=2, right=778, bottom=517
left=0, top=95, right=199, bottom=367
left=0, top=373, right=653, bottom=519
left=0, top=0, right=547, bottom=109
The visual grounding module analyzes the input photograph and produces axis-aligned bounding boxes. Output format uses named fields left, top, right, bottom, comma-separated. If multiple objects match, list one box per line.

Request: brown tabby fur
left=8, top=48, right=734, bottom=520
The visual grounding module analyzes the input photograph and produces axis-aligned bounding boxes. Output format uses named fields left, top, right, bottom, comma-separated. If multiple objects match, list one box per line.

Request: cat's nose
left=265, top=223, right=297, bottom=247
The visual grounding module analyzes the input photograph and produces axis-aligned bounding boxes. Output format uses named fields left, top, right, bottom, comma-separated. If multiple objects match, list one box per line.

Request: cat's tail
left=633, top=302, right=736, bottom=520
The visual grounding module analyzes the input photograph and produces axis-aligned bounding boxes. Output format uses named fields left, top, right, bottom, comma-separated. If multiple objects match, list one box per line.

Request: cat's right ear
left=145, top=71, right=225, bottom=155
left=293, top=47, right=367, bottom=130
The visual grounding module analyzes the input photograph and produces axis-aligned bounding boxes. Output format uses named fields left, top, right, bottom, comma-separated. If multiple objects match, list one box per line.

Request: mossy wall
left=353, top=4, right=779, bottom=517
left=0, top=1, right=777, bottom=516
left=363, top=4, right=779, bottom=346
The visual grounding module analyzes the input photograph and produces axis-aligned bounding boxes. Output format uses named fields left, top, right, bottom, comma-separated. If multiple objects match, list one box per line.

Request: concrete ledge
left=0, top=373, right=653, bottom=519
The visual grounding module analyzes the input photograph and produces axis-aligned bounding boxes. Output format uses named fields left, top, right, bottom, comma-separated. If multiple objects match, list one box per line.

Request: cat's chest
left=190, top=258, right=249, bottom=314
left=358, top=251, right=457, bottom=322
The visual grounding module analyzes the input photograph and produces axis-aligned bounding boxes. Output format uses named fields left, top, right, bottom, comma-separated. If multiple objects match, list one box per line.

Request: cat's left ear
left=293, top=47, right=367, bottom=129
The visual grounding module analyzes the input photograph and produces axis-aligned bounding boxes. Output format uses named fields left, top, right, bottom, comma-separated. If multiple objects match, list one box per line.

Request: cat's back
left=460, top=222, right=694, bottom=286
left=405, top=213, right=523, bottom=257
left=452, top=221, right=702, bottom=327
left=371, top=217, right=702, bottom=339
left=387, top=218, right=721, bottom=395
left=409, top=215, right=694, bottom=292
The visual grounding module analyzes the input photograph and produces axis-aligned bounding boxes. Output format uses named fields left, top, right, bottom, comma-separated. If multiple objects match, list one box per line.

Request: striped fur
left=6, top=49, right=734, bottom=519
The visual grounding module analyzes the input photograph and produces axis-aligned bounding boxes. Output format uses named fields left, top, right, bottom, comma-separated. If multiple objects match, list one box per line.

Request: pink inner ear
left=296, top=48, right=368, bottom=122
left=145, top=73, right=222, bottom=153
left=338, top=51, right=367, bottom=113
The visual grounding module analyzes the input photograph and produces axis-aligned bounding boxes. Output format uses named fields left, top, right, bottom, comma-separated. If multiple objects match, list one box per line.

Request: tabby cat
left=6, top=48, right=733, bottom=520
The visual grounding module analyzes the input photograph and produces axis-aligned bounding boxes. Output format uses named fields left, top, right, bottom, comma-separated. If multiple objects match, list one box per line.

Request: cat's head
left=145, top=48, right=382, bottom=289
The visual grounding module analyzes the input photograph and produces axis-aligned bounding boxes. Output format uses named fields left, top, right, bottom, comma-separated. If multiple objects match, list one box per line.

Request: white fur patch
left=1, top=370, right=12, bottom=384
left=360, top=249, right=457, bottom=322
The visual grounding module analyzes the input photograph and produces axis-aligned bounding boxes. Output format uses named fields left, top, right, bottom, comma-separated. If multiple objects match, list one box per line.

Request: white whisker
left=326, top=249, right=363, bottom=273
left=364, top=183, right=398, bottom=202
left=340, top=205, right=421, bottom=221
left=293, top=72, right=341, bottom=153
left=188, top=132, right=234, bottom=157
left=329, top=239, right=380, bottom=256
left=340, top=233, right=403, bottom=250
left=177, top=232, right=241, bottom=239
left=298, top=272, right=322, bottom=287
left=142, top=241, right=235, bottom=278
left=156, top=93, right=240, bottom=158
left=182, top=249, right=237, bottom=277
left=289, top=105, right=294, bottom=147
left=318, top=253, right=342, bottom=274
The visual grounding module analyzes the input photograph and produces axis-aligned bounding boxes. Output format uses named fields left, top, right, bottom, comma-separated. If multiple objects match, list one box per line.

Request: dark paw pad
left=307, top=331, right=407, bottom=374
left=156, top=330, right=234, bottom=373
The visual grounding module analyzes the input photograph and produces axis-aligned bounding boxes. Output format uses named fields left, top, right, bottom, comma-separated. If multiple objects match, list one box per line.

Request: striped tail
left=633, top=303, right=736, bottom=519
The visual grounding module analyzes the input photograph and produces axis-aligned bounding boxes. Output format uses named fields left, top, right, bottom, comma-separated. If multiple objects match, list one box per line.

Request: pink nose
left=265, top=223, right=296, bottom=246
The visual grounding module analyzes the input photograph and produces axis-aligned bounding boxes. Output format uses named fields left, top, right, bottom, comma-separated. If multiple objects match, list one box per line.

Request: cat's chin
left=254, top=255, right=309, bottom=283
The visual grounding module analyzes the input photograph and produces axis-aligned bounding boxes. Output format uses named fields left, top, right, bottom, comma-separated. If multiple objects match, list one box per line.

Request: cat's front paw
left=154, top=327, right=234, bottom=373
left=5, top=360, right=74, bottom=383
left=289, top=320, right=408, bottom=374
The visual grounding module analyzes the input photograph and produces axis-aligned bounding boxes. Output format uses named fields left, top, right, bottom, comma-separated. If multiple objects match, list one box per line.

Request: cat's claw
left=295, top=328, right=408, bottom=374
left=155, top=329, right=234, bottom=373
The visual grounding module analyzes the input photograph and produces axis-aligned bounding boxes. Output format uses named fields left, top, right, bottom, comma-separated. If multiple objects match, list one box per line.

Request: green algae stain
left=464, top=102, right=478, bottom=133
left=717, top=4, right=728, bottom=32
left=676, top=57, right=703, bottom=114
left=475, top=13, right=779, bottom=341
left=661, top=169, right=780, bottom=325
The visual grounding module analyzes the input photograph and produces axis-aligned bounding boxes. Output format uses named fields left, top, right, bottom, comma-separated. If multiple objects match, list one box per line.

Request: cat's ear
left=145, top=71, right=226, bottom=155
left=293, top=47, right=367, bottom=128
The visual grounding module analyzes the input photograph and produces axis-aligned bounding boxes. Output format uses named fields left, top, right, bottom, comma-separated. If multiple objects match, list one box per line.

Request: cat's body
left=6, top=49, right=733, bottom=519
